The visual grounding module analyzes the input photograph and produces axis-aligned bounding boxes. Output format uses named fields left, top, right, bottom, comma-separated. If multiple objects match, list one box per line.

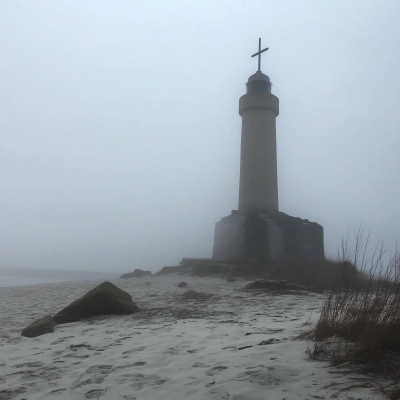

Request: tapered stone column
left=238, top=72, right=279, bottom=211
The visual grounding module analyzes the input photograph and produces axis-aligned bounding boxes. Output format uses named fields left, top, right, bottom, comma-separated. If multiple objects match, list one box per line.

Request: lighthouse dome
left=246, top=71, right=271, bottom=94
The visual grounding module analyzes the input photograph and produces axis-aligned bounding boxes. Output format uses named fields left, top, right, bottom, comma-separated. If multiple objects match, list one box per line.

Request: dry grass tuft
left=308, top=227, right=400, bottom=398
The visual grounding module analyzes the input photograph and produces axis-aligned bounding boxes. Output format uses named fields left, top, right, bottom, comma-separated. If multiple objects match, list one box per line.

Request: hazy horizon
left=1, top=1, right=399, bottom=274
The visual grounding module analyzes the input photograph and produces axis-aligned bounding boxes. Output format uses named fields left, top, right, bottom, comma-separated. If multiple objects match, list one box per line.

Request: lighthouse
left=239, top=38, right=279, bottom=211
left=179, top=39, right=324, bottom=273
left=210, top=39, right=325, bottom=263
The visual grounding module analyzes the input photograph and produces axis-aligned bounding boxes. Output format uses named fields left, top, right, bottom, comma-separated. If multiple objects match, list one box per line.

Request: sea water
left=0, top=276, right=67, bottom=288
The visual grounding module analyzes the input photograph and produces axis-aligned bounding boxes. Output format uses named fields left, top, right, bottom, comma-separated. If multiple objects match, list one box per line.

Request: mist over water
left=0, top=276, right=67, bottom=288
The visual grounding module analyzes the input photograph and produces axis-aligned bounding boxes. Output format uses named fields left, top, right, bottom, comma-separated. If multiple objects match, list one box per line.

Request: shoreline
left=0, top=273, right=386, bottom=399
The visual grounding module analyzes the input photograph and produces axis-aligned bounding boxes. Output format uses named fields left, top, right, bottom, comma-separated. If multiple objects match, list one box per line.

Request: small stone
left=178, top=282, right=187, bottom=288
left=226, top=276, right=237, bottom=282
left=21, top=315, right=55, bottom=338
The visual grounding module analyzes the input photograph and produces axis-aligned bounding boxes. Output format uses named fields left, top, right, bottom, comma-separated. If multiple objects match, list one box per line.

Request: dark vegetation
left=225, top=255, right=361, bottom=291
left=305, top=228, right=400, bottom=399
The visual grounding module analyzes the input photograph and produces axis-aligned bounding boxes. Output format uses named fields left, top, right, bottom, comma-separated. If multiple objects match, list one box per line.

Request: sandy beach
left=0, top=274, right=384, bottom=400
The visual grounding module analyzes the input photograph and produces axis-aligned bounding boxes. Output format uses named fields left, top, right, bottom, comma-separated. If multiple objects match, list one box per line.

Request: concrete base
left=212, top=208, right=324, bottom=262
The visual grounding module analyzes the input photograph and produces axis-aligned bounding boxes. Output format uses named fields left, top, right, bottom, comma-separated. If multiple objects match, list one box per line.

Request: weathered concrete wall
left=263, top=217, right=285, bottom=261
left=238, top=92, right=279, bottom=211
left=212, top=209, right=324, bottom=262
left=212, top=214, right=246, bottom=260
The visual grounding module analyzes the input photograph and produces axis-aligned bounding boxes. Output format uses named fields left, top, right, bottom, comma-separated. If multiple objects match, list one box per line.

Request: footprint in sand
left=0, top=387, right=27, bottom=399
left=206, top=366, right=229, bottom=376
left=86, top=365, right=113, bottom=374
left=62, top=353, right=90, bottom=359
left=85, top=389, right=107, bottom=399
left=236, top=369, right=281, bottom=386
left=14, top=361, right=44, bottom=368
left=128, top=373, right=169, bottom=390
left=51, top=336, right=74, bottom=345
left=122, top=346, right=146, bottom=355
left=192, top=362, right=207, bottom=368
left=32, top=369, right=61, bottom=381
left=82, top=365, right=114, bottom=384
left=73, top=378, right=92, bottom=389
left=69, top=343, right=93, bottom=351
left=112, top=362, right=146, bottom=372
left=49, top=388, right=67, bottom=394
left=186, top=347, right=205, bottom=353
left=221, top=346, right=236, bottom=351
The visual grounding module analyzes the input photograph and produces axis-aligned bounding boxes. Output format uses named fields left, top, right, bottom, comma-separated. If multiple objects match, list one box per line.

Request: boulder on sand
left=120, top=269, right=152, bottom=278
left=53, top=282, right=138, bottom=324
left=21, top=315, right=55, bottom=338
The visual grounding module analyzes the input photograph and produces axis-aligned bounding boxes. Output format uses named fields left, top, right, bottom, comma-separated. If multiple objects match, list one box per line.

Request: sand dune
left=0, top=274, right=384, bottom=399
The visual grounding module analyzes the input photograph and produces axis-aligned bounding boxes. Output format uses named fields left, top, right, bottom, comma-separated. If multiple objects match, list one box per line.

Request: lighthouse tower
left=210, top=39, right=325, bottom=264
left=238, top=69, right=279, bottom=211
left=179, top=39, right=324, bottom=274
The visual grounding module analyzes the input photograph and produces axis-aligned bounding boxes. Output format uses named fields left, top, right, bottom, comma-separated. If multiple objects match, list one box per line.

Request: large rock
left=120, top=269, right=152, bottom=278
left=53, top=282, right=138, bottom=324
left=21, top=315, right=55, bottom=338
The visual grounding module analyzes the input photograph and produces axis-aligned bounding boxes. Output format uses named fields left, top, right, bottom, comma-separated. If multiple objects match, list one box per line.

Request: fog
left=1, top=1, right=399, bottom=275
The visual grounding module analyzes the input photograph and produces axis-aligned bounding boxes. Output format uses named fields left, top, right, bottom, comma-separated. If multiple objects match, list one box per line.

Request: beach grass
left=308, top=228, right=400, bottom=399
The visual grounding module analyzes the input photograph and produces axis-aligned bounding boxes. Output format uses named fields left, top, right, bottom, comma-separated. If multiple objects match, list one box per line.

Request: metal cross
left=251, top=38, right=268, bottom=72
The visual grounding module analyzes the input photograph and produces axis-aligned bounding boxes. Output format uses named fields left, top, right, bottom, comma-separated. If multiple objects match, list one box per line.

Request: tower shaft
left=238, top=86, right=279, bottom=211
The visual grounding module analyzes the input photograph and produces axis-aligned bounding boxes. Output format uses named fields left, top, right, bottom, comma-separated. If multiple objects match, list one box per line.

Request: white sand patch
left=0, top=274, right=384, bottom=399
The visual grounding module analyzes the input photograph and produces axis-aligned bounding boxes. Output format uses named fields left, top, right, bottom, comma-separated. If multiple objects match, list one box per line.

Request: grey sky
left=1, top=1, right=399, bottom=272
